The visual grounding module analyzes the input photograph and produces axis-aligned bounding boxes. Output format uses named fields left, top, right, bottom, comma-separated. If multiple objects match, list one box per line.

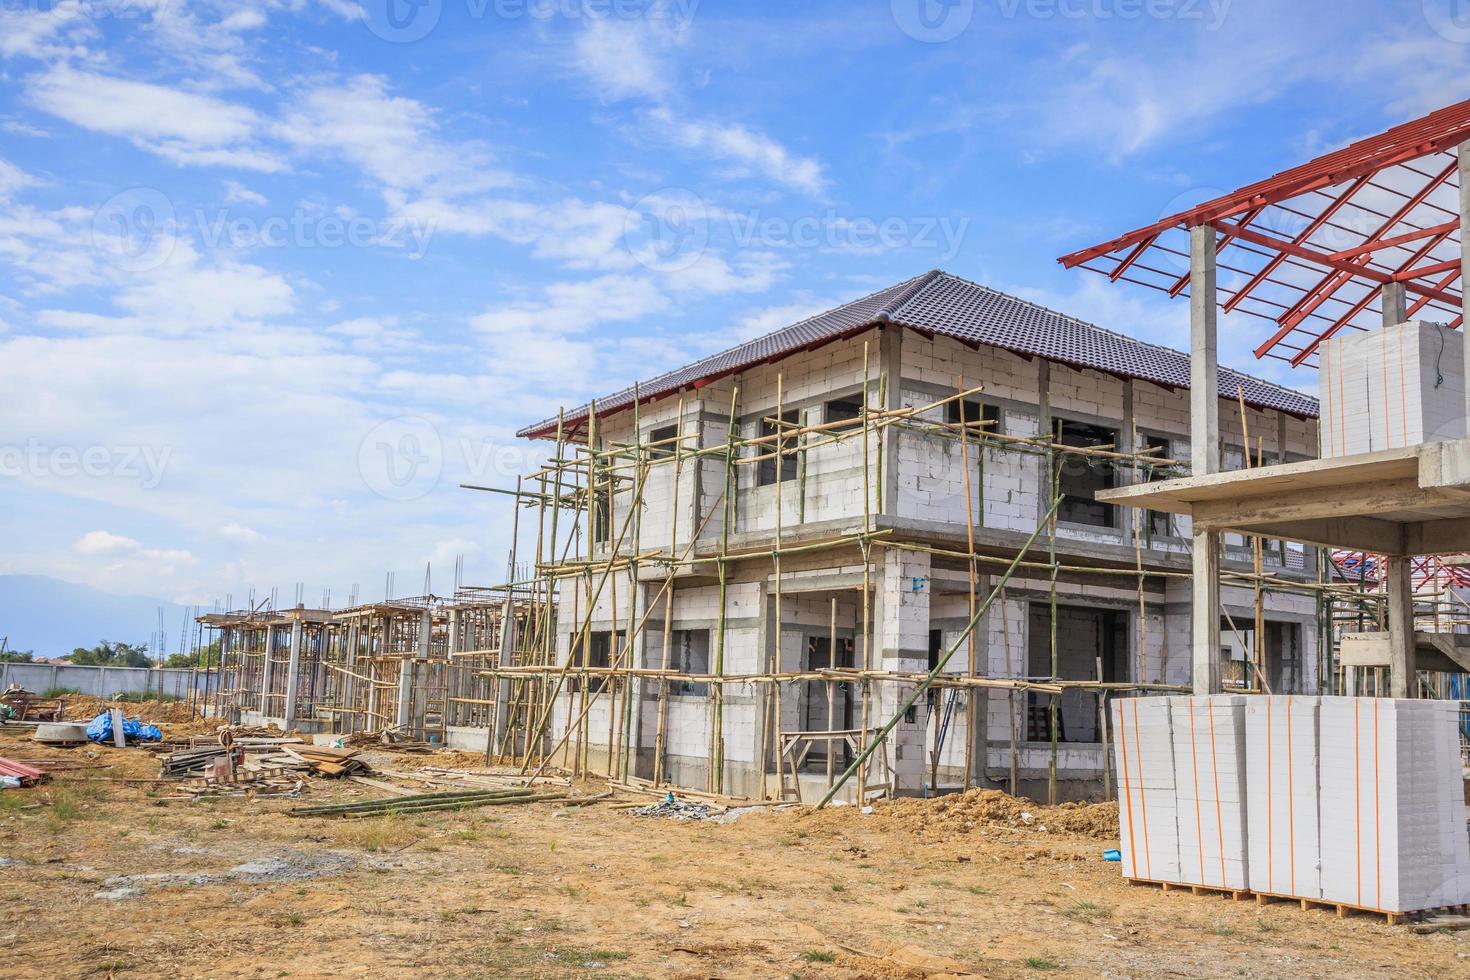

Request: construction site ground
left=4, top=720, right=1469, bottom=978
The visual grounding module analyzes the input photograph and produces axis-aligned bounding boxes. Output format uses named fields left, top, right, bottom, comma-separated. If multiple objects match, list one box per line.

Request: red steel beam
left=1256, top=158, right=1461, bottom=357
left=1393, top=257, right=1461, bottom=281
left=1288, top=227, right=1462, bottom=365
left=1059, top=100, right=1470, bottom=270
left=1328, top=219, right=1458, bottom=260
left=1213, top=220, right=1397, bottom=284
left=1222, top=180, right=1371, bottom=313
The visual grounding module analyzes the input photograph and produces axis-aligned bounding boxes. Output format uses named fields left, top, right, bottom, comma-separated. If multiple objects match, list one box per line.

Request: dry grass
left=329, top=815, right=421, bottom=852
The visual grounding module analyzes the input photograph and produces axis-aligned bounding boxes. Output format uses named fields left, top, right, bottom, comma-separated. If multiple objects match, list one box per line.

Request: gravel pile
left=628, top=799, right=716, bottom=820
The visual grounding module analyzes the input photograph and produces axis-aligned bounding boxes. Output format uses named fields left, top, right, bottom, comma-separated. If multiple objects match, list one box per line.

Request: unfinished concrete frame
left=473, top=328, right=1329, bottom=804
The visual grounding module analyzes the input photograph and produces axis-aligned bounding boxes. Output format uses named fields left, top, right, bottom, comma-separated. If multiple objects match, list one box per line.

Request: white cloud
left=568, top=19, right=827, bottom=197
left=572, top=17, right=678, bottom=101
left=75, top=530, right=195, bottom=568
left=222, top=179, right=268, bottom=206
left=473, top=275, right=670, bottom=336
left=28, top=66, right=283, bottom=171
left=277, top=74, right=509, bottom=196
left=218, top=522, right=264, bottom=544
left=0, top=158, right=37, bottom=199
left=75, top=530, right=141, bottom=556
left=649, top=109, right=826, bottom=195
left=0, top=2, right=95, bottom=61
left=36, top=239, right=296, bottom=335
left=390, top=194, right=634, bottom=269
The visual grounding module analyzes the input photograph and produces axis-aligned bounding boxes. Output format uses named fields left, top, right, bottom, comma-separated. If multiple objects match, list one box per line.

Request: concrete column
left=492, top=598, right=519, bottom=750
left=365, top=617, right=381, bottom=728
left=874, top=549, right=931, bottom=795
left=1190, top=224, right=1222, bottom=695
left=446, top=608, right=460, bottom=728
left=880, top=324, right=903, bottom=517
left=1460, top=144, right=1470, bottom=421
left=1381, top=281, right=1407, bottom=329
left=259, top=625, right=275, bottom=712
left=283, top=616, right=303, bottom=729
left=1387, top=557, right=1416, bottom=699
left=343, top=621, right=360, bottom=732
left=396, top=657, right=414, bottom=730
left=1118, top=380, right=1136, bottom=540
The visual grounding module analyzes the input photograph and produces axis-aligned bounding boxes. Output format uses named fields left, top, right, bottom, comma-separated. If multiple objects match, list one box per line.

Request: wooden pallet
left=1129, top=878, right=1466, bottom=926
left=1126, top=877, right=1250, bottom=902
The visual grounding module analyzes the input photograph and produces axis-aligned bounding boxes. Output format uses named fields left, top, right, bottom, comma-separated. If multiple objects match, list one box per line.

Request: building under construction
left=470, top=270, right=1333, bottom=804
left=194, top=99, right=1470, bottom=805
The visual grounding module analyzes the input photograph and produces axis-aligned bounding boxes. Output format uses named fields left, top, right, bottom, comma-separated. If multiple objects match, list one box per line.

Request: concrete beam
left=1405, top=517, right=1470, bottom=555
left=1191, top=477, right=1470, bottom=528
left=1230, top=517, right=1406, bottom=556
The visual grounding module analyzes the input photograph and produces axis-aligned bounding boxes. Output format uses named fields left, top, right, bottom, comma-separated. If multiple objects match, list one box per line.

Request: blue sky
left=2, top=0, right=1468, bottom=608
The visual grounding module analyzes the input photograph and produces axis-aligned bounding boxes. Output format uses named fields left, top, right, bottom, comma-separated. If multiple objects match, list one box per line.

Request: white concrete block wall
left=530, top=328, right=1324, bottom=794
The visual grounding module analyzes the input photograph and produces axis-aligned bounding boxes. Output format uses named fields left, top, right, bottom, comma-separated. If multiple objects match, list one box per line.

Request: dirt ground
left=4, top=723, right=1470, bottom=979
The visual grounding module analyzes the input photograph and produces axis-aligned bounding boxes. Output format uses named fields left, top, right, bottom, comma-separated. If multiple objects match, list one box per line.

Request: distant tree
left=164, top=640, right=221, bottom=669
left=0, top=648, right=34, bottom=663
left=66, top=640, right=152, bottom=668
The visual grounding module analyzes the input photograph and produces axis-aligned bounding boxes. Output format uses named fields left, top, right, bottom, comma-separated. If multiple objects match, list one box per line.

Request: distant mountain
left=0, top=574, right=194, bottom=660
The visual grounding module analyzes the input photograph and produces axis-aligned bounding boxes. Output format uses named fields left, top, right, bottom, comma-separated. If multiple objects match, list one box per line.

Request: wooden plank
left=347, top=776, right=416, bottom=796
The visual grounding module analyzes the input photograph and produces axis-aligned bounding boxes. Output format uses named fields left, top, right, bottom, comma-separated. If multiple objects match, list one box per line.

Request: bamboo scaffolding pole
left=398, top=352, right=1382, bottom=808
left=815, top=494, right=1067, bottom=809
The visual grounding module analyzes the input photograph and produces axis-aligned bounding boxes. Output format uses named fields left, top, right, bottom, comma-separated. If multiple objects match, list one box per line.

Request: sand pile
left=62, top=695, right=203, bottom=725
left=811, top=788, right=1118, bottom=841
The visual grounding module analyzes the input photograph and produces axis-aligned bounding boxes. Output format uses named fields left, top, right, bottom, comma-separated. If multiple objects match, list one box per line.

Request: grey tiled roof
left=517, top=270, right=1319, bottom=438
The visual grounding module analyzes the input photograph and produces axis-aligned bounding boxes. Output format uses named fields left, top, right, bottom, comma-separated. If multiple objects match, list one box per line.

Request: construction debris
left=628, top=798, right=716, bottom=821
left=86, top=711, right=162, bottom=746
left=31, top=722, right=90, bottom=745
left=266, top=745, right=368, bottom=778
left=159, top=744, right=239, bottom=779
left=288, top=788, right=578, bottom=819
left=0, top=685, right=65, bottom=723
left=0, top=756, right=47, bottom=787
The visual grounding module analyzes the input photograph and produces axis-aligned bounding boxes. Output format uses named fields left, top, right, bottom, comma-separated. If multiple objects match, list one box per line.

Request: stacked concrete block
left=1112, top=696, right=1181, bottom=884
left=1171, top=695, right=1250, bottom=890
left=1318, top=697, right=1470, bottom=912
left=1117, top=693, right=1470, bottom=914
left=1319, top=320, right=1466, bottom=458
left=1244, top=696, right=1322, bottom=899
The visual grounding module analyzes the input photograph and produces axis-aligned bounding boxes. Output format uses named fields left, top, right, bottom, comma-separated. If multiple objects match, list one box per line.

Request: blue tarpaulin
left=85, top=711, right=162, bottom=745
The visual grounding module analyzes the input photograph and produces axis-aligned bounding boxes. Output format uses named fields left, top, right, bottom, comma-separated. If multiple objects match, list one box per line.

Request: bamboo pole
left=815, top=495, right=1066, bottom=809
